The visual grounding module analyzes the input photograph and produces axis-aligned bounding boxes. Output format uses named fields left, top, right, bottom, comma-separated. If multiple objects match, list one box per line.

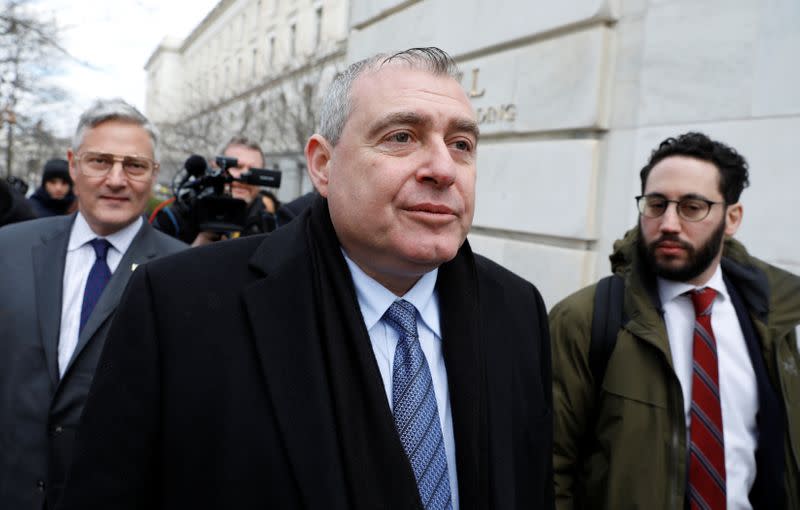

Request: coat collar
left=241, top=211, right=488, bottom=508
left=32, top=215, right=74, bottom=386
left=437, top=240, right=486, bottom=508
left=611, top=226, right=794, bottom=364
left=242, top=218, right=351, bottom=509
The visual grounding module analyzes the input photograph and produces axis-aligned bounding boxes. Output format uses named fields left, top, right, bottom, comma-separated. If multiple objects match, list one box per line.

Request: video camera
left=6, top=175, right=29, bottom=196
left=172, top=154, right=282, bottom=234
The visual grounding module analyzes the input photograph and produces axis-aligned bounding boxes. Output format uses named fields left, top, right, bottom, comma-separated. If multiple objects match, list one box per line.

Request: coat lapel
left=242, top=224, right=349, bottom=509
left=61, top=222, right=161, bottom=379
left=32, top=217, right=73, bottom=386
left=623, top=261, right=675, bottom=367
left=437, top=241, right=486, bottom=509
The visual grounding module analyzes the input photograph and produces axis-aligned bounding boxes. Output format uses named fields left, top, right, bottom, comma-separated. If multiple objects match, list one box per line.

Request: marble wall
left=346, top=0, right=800, bottom=307
left=599, top=0, right=800, bottom=282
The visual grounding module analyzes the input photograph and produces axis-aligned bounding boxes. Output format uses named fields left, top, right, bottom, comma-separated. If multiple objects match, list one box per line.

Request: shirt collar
left=342, top=250, right=440, bottom=337
left=68, top=212, right=143, bottom=254
left=657, top=263, right=729, bottom=305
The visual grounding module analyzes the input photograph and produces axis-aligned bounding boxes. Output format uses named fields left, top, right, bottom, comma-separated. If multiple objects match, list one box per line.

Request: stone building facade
left=145, top=0, right=349, bottom=200
left=148, top=0, right=800, bottom=305
left=348, top=0, right=800, bottom=306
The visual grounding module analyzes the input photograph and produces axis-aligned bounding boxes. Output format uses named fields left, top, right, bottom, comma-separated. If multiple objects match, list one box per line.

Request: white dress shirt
left=796, top=325, right=800, bottom=353
left=343, top=252, right=459, bottom=509
left=658, top=265, right=758, bottom=510
left=58, top=214, right=142, bottom=376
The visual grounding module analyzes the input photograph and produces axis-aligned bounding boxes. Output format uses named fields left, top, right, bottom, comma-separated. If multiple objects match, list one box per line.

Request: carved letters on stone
left=467, top=68, right=485, bottom=98
left=460, top=67, right=517, bottom=126
left=476, top=104, right=517, bottom=125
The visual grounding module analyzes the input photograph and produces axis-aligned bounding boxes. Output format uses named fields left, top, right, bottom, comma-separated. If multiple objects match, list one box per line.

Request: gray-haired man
left=0, top=98, right=186, bottom=510
left=58, top=49, right=553, bottom=510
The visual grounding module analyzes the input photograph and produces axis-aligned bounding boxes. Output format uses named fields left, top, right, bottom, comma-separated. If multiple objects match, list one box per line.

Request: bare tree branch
left=1, top=0, right=73, bottom=178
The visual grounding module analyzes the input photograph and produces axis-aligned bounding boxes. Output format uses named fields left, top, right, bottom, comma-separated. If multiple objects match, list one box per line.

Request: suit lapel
left=438, top=242, right=486, bottom=509
left=32, top=217, right=73, bottom=386
left=242, top=225, right=349, bottom=509
left=61, top=222, right=159, bottom=379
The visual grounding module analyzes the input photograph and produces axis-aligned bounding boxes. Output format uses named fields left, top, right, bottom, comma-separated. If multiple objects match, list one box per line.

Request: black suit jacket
left=0, top=215, right=186, bottom=510
left=58, top=209, right=553, bottom=509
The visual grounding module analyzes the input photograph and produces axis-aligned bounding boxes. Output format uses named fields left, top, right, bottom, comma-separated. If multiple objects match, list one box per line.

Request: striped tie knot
left=383, top=299, right=418, bottom=341
left=689, top=287, right=717, bottom=317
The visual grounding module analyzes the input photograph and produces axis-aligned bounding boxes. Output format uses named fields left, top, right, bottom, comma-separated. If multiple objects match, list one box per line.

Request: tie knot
left=89, top=238, right=111, bottom=260
left=383, top=299, right=418, bottom=340
left=688, top=287, right=717, bottom=316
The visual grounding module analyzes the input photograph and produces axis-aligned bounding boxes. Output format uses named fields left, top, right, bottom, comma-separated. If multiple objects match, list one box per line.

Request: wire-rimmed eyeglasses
left=635, top=194, right=724, bottom=222
left=76, top=152, right=158, bottom=181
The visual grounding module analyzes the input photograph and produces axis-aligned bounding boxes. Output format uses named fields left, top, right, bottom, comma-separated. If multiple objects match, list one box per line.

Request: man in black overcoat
left=58, top=47, right=554, bottom=510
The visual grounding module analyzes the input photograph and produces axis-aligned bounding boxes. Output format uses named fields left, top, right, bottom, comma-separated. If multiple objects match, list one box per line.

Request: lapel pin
left=131, top=263, right=139, bottom=272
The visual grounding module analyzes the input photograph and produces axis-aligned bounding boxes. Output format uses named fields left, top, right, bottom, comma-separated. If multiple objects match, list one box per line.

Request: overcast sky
left=33, top=0, right=220, bottom=136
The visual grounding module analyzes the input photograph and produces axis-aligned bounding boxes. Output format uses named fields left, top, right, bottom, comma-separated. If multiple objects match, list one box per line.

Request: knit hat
left=41, top=158, right=71, bottom=186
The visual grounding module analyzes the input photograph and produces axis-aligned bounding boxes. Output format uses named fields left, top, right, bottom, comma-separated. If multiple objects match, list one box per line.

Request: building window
left=268, top=34, right=276, bottom=68
left=289, top=22, right=297, bottom=58
left=314, top=6, right=323, bottom=48
left=254, top=0, right=262, bottom=31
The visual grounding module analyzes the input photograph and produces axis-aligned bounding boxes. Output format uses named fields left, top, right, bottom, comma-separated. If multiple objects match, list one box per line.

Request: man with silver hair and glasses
left=0, top=98, right=186, bottom=510
left=58, top=48, right=553, bottom=509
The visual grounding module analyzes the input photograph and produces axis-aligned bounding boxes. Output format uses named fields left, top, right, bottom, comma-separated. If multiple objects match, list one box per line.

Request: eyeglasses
left=636, top=194, right=724, bottom=222
left=77, top=152, right=158, bottom=181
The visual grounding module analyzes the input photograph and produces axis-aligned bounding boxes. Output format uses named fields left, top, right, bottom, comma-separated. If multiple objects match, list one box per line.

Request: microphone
left=184, top=154, right=208, bottom=177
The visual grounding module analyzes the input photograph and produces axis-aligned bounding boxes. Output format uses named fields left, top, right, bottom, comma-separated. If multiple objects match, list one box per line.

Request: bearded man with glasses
left=0, top=98, right=186, bottom=510
left=550, top=132, right=800, bottom=510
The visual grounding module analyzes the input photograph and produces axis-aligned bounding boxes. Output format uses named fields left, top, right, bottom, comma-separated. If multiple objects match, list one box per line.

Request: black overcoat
left=57, top=205, right=554, bottom=509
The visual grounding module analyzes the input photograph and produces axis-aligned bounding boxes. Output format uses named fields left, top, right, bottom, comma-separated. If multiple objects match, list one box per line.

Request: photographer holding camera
left=152, top=136, right=281, bottom=246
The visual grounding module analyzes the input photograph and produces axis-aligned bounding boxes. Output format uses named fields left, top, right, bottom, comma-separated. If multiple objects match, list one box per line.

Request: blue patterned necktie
left=383, top=299, right=452, bottom=510
left=79, top=238, right=112, bottom=333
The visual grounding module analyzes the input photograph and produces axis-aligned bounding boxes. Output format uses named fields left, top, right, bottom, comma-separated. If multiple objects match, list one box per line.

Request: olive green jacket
left=550, top=228, right=800, bottom=510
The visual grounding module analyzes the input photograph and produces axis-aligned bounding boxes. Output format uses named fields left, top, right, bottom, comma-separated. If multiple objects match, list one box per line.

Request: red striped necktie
left=687, top=287, right=726, bottom=510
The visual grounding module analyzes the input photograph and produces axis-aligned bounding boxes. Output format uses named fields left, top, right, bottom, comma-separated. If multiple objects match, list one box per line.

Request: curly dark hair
left=640, top=132, right=750, bottom=204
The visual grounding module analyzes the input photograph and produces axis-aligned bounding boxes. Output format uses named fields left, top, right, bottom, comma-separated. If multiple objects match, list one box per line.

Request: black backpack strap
left=589, top=274, right=626, bottom=387
left=573, top=273, right=626, bottom=506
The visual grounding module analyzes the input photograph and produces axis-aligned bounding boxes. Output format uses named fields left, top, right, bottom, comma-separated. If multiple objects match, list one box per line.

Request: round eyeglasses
left=77, top=152, right=158, bottom=181
left=636, top=195, right=724, bottom=222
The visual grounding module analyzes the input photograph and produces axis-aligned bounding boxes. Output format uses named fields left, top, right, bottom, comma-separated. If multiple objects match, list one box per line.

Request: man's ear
left=66, top=149, right=79, bottom=195
left=305, top=134, right=333, bottom=197
left=725, top=202, right=743, bottom=236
